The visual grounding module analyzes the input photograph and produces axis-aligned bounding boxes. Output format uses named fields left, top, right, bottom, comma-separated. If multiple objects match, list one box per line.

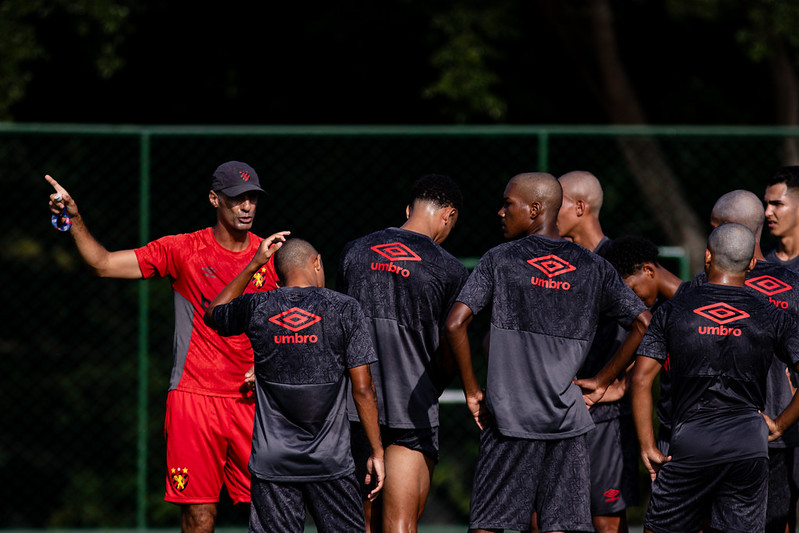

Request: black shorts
left=350, top=422, right=438, bottom=496
left=468, top=421, right=593, bottom=532
left=249, top=472, right=364, bottom=533
left=645, top=458, right=768, bottom=533
left=586, top=414, right=640, bottom=515
left=766, top=447, right=799, bottom=533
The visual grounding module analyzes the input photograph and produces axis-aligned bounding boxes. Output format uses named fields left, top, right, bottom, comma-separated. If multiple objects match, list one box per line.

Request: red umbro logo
left=269, top=307, right=321, bottom=332
left=239, top=170, right=251, bottom=182
left=371, top=242, right=421, bottom=262
left=746, top=275, right=792, bottom=296
left=694, top=302, right=749, bottom=337
left=603, top=489, right=620, bottom=503
left=693, top=302, right=750, bottom=325
left=527, top=255, right=576, bottom=277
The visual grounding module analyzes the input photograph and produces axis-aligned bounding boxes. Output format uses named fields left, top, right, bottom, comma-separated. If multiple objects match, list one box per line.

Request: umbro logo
left=694, top=302, right=749, bottom=337
left=370, top=242, right=420, bottom=277
left=270, top=307, right=321, bottom=343
left=746, top=275, right=792, bottom=296
left=527, top=255, right=574, bottom=290
left=746, top=275, right=791, bottom=310
left=371, top=242, right=421, bottom=262
left=603, top=489, right=620, bottom=503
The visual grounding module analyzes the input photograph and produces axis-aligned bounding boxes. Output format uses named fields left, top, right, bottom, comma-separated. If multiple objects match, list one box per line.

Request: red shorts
left=164, top=390, right=255, bottom=504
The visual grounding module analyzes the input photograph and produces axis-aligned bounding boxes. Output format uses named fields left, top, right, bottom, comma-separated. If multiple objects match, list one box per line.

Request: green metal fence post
left=137, top=131, right=151, bottom=529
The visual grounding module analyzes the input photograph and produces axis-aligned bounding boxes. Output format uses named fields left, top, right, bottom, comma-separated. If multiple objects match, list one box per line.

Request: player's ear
left=529, top=201, right=542, bottom=220
left=405, top=204, right=412, bottom=220
left=746, top=256, right=757, bottom=273
left=642, top=263, right=656, bottom=278
left=575, top=199, right=585, bottom=217
left=209, top=191, right=219, bottom=208
left=704, top=248, right=712, bottom=271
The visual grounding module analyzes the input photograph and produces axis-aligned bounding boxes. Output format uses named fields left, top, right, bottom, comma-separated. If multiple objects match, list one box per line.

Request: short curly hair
left=768, top=166, right=799, bottom=190
left=605, top=235, right=660, bottom=278
left=410, top=174, right=463, bottom=213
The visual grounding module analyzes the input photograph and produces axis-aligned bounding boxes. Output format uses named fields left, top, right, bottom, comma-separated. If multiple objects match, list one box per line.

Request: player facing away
left=336, top=174, right=469, bottom=533
left=604, top=235, right=691, bottom=457
left=694, top=190, right=799, bottom=532
left=557, top=170, right=639, bottom=533
left=632, top=222, right=799, bottom=533
left=205, top=237, right=385, bottom=533
left=445, top=172, right=650, bottom=533
left=46, top=162, right=280, bottom=533
left=765, top=166, right=799, bottom=270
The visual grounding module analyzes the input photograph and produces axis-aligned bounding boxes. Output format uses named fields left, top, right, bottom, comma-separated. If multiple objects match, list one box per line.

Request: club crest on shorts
left=170, top=466, right=190, bottom=492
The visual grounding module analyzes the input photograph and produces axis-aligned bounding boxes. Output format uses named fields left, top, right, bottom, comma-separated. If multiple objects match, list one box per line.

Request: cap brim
left=217, top=184, right=265, bottom=197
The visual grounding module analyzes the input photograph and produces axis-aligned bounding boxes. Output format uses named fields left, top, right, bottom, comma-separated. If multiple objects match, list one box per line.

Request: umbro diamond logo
left=269, top=308, right=321, bottom=331
left=527, top=255, right=576, bottom=277
left=270, top=308, right=321, bottom=344
left=694, top=302, right=749, bottom=337
left=371, top=243, right=422, bottom=262
left=746, top=275, right=792, bottom=296
left=693, top=302, right=750, bottom=324
left=527, top=255, right=575, bottom=290
left=370, top=242, right=420, bottom=277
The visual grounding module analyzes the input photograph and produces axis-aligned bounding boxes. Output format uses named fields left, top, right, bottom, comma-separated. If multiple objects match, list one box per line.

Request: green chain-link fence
left=3, top=124, right=798, bottom=529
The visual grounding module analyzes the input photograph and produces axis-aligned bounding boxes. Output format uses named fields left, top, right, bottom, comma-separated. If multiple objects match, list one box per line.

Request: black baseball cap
left=211, top=161, right=265, bottom=196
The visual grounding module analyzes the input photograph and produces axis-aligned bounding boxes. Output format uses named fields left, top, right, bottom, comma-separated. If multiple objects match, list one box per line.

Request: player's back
left=456, top=234, right=646, bottom=439
left=643, top=282, right=799, bottom=466
left=338, top=227, right=468, bottom=428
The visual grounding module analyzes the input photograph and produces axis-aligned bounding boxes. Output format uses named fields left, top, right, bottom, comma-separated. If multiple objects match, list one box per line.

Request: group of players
left=45, top=162, right=799, bottom=533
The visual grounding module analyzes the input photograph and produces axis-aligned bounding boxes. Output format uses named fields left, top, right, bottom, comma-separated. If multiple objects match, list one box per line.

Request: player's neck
left=658, top=268, right=683, bottom=299
left=571, top=222, right=605, bottom=252
left=777, top=235, right=799, bottom=261
left=400, top=218, right=435, bottom=241
left=705, top=269, right=746, bottom=287
left=212, top=224, right=250, bottom=252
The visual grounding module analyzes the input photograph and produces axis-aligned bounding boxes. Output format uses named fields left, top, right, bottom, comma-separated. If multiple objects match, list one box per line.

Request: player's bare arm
left=445, top=302, right=487, bottom=429
left=349, top=364, right=385, bottom=501
left=764, top=361, right=799, bottom=442
left=46, top=174, right=143, bottom=279
left=631, top=355, right=670, bottom=480
left=203, top=231, right=289, bottom=327
left=574, top=310, right=651, bottom=407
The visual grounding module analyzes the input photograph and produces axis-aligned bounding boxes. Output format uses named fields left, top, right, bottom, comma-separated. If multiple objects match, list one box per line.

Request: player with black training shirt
left=446, top=172, right=650, bottom=533
left=632, top=222, right=799, bottom=533
left=604, top=235, right=692, bottom=457
left=692, top=190, right=799, bottom=532
left=205, top=236, right=384, bottom=533
left=337, top=174, right=468, bottom=532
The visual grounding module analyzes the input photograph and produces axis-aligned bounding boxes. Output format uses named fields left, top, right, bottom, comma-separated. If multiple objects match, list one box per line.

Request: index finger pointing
left=45, top=174, right=64, bottom=193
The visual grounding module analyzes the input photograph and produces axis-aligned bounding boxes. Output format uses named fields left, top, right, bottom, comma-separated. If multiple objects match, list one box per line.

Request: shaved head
left=708, top=223, right=755, bottom=274
left=558, top=171, right=604, bottom=213
left=508, top=172, right=562, bottom=214
left=711, top=190, right=764, bottom=238
left=274, top=238, right=319, bottom=282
